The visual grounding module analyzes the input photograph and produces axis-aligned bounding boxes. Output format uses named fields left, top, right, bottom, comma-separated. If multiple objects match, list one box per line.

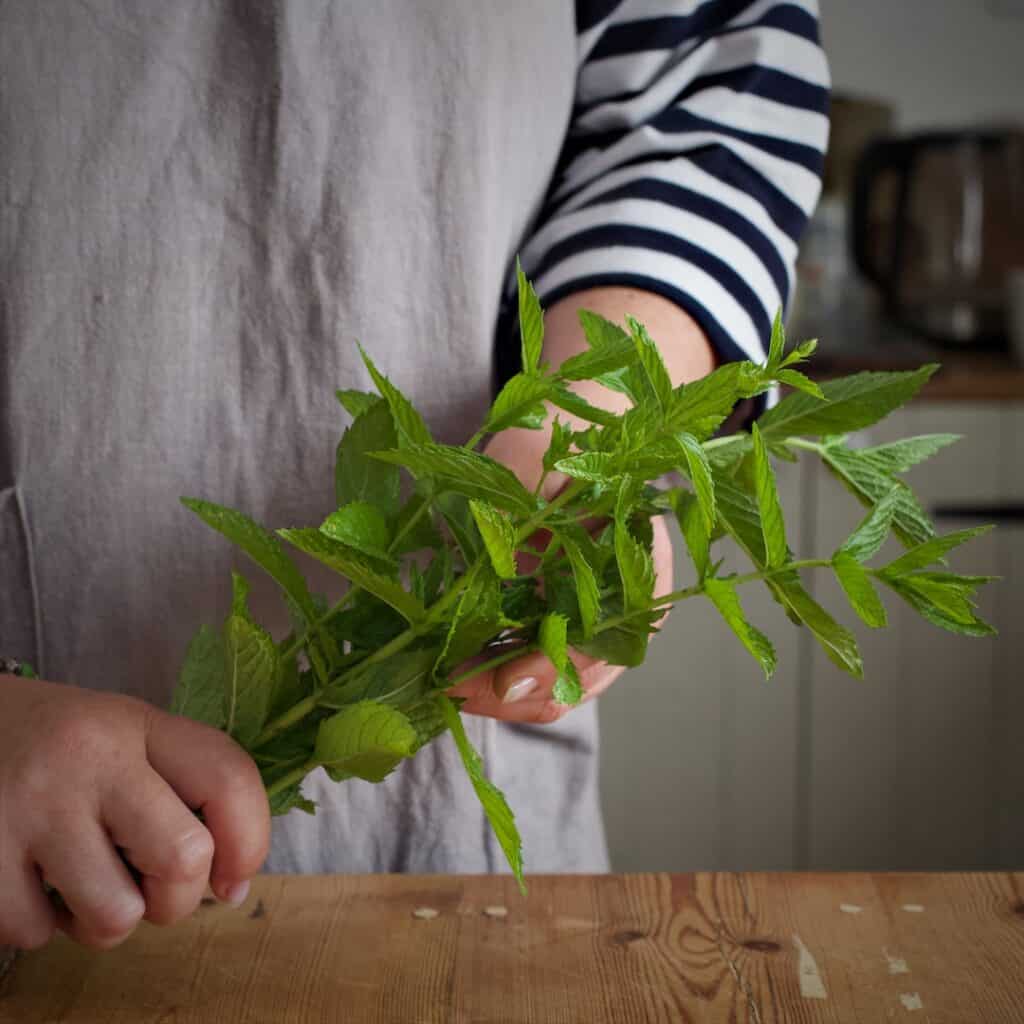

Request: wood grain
left=2, top=873, right=1022, bottom=1023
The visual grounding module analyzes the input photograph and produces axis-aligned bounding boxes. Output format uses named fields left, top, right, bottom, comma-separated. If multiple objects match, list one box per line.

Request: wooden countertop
left=3, top=872, right=1023, bottom=1022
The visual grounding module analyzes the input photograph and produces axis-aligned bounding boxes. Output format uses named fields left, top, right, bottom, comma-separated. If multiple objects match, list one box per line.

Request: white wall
left=820, top=0, right=1024, bottom=130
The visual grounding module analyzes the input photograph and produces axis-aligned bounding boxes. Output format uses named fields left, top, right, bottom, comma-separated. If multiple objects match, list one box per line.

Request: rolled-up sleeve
left=515, top=0, right=830, bottom=369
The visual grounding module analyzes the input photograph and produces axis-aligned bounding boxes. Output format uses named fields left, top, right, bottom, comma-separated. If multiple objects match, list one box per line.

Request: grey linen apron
left=0, top=1, right=611, bottom=874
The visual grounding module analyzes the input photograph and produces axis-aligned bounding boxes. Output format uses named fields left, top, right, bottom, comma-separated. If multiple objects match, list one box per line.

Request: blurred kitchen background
left=599, top=0, right=1024, bottom=872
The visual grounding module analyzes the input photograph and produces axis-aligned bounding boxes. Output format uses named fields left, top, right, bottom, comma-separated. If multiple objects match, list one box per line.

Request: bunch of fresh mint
left=171, top=266, right=995, bottom=890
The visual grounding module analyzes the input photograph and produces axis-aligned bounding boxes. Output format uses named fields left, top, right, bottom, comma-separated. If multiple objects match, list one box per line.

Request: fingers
left=146, top=710, right=269, bottom=904
left=452, top=648, right=623, bottom=724
left=34, top=819, right=146, bottom=950
left=0, top=856, right=56, bottom=950
left=101, top=767, right=215, bottom=925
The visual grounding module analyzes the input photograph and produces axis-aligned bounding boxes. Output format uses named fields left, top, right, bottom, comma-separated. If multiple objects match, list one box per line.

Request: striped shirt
left=507, top=0, right=829, bottom=379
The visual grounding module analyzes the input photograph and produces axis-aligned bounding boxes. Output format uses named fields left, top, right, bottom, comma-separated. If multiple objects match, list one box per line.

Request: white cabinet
left=599, top=401, right=1024, bottom=872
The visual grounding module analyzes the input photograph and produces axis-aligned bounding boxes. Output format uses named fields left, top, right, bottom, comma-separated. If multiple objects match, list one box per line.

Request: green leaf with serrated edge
left=279, top=528, right=427, bottom=624
left=879, top=525, right=994, bottom=577
left=673, top=492, right=710, bottom=581
left=469, top=499, right=518, bottom=579
left=440, top=695, right=525, bottom=891
left=776, top=368, right=824, bottom=398
left=321, top=647, right=440, bottom=709
left=436, top=492, right=482, bottom=564
left=627, top=316, right=673, bottom=412
left=557, top=524, right=602, bottom=638
left=421, top=546, right=452, bottom=607
left=371, top=444, right=537, bottom=516
left=771, top=571, right=864, bottom=678
left=538, top=612, right=585, bottom=706
left=838, top=487, right=900, bottom=562
left=555, top=451, right=618, bottom=484
left=856, top=434, right=961, bottom=475
left=703, top=577, right=777, bottom=678
left=832, top=552, right=887, bottom=628
left=320, top=501, right=392, bottom=560
left=315, top=702, right=418, bottom=783
left=268, top=782, right=316, bottom=817
left=172, top=625, right=227, bottom=728
left=223, top=574, right=277, bottom=746
left=665, top=362, right=766, bottom=440
left=819, top=445, right=935, bottom=549
left=757, top=365, right=938, bottom=440
left=517, top=257, right=544, bottom=375
left=335, top=389, right=381, bottom=419
left=712, top=470, right=769, bottom=566
left=543, top=418, right=574, bottom=474
left=180, top=498, right=320, bottom=625
left=357, top=343, right=433, bottom=449
left=879, top=574, right=996, bottom=636
left=675, top=432, right=715, bottom=531
left=435, top=562, right=504, bottom=673
left=335, top=400, right=401, bottom=519
left=390, top=492, right=443, bottom=556
left=559, top=313, right=636, bottom=382
left=767, top=308, right=786, bottom=367
left=615, top=478, right=655, bottom=613
left=485, top=373, right=553, bottom=433
left=404, top=696, right=451, bottom=753
left=549, top=384, right=620, bottom=427
left=751, top=424, right=787, bottom=567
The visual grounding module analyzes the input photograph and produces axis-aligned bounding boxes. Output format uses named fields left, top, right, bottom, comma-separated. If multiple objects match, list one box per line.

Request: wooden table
left=2, top=873, right=1023, bottom=1022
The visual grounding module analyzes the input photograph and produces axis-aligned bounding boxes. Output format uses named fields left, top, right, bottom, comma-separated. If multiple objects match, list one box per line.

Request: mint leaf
left=838, top=486, right=900, bottom=562
left=440, top=695, right=525, bottom=891
left=666, top=361, right=764, bottom=440
left=435, top=562, right=505, bottom=672
left=560, top=312, right=636, bottom=384
left=549, top=385, right=620, bottom=427
left=615, top=480, right=655, bottom=613
left=832, top=552, right=887, bottom=628
left=673, top=491, right=710, bottom=581
left=517, top=257, right=544, bottom=375
left=322, top=647, right=439, bottom=709
left=675, top=432, right=715, bottom=531
left=776, top=368, right=824, bottom=398
left=335, top=400, right=401, bottom=518
left=856, top=434, right=961, bottom=475
left=751, top=424, right=787, bottom=567
left=557, top=524, right=602, bottom=638
left=315, top=702, right=418, bottom=783
left=771, top=572, right=864, bottom=678
left=538, top=612, right=584, bottom=706
left=223, top=574, right=277, bottom=746
left=704, top=577, right=776, bottom=678
left=320, top=502, right=392, bottom=560
left=372, top=444, right=537, bottom=516
left=180, top=498, right=320, bottom=624
left=879, top=525, right=994, bottom=577
left=171, top=624, right=227, bottom=728
left=767, top=308, right=786, bottom=367
left=485, top=373, right=553, bottom=433
left=627, top=316, right=673, bottom=413
left=880, top=573, right=996, bottom=637
left=554, top=451, right=618, bottom=484
left=543, top=418, right=574, bottom=474
left=268, top=782, right=316, bottom=817
left=758, top=365, right=938, bottom=439
left=819, top=444, right=935, bottom=548
left=279, top=528, right=427, bottom=624
left=469, top=499, right=518, bottom=579
left=335, top=389, right=381, bottom=419
left=436, top=492, right=483, bottom=563
left=357, top=343, right=433, bottom=448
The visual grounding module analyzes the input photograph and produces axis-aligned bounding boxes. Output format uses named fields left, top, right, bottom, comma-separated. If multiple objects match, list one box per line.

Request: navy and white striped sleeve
left=516, top=0, right=830, bottom=370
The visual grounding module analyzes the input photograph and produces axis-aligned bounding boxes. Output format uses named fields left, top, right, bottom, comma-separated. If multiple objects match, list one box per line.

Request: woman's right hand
left=0, top=673, right=270, bottom=950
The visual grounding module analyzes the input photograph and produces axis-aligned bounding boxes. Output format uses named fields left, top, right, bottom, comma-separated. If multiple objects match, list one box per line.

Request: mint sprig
left=171, top=270, right=997, bottom=892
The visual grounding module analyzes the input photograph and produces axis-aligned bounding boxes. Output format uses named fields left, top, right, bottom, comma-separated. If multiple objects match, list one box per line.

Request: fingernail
left=500, top=676, right=539, bottom=704
left=223, top=880, right=250, bottom=907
